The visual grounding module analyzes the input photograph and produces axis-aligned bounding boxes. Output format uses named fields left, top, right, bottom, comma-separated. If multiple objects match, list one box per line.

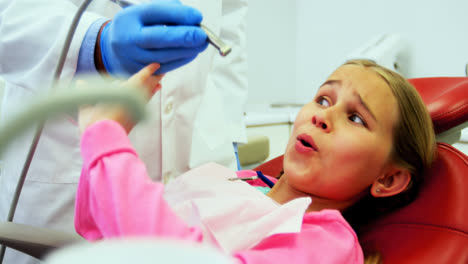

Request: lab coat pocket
left=0, top=83, right=81, bottom=184
left=26, top=116, right=82, bottom=184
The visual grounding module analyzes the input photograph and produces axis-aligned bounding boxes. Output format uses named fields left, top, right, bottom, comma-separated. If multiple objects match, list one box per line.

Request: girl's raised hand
left=126, top=63, right=163, bottom=102
left=79, top=63, right=163, bottom=134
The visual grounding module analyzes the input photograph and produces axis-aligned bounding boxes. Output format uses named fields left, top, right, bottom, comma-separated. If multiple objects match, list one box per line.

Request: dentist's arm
left=0, top=0, right=106, bottom=86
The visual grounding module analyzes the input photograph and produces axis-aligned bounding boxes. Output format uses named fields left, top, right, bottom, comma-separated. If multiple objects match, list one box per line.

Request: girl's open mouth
left=295, top=134, right=318, bottom=152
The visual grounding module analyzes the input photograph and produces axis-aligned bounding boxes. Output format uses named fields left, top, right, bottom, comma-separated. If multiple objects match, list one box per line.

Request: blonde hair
left=343, top=59, right=436, bottom=264
left=342, top=59, right=436, bottom=226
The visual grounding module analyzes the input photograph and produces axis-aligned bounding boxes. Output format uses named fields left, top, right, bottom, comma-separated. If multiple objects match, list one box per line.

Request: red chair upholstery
left=359, top=143, right=468, bottom=263
left=409, top=77, right=468, bottom=134
left=254, top=77, right=468, bottom=263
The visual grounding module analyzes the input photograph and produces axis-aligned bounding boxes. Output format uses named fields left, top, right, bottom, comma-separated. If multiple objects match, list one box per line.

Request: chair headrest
left=359, top=143, right=468, bottom=262
left=408, top=77, right=468, bottom=133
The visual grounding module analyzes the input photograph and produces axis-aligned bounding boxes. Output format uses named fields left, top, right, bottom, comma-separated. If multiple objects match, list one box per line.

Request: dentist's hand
left=97, top=0, right=208, bottom=77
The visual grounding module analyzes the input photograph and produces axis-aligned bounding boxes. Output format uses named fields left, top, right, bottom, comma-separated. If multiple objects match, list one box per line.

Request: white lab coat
left=0, top=0, right=247, bottom=263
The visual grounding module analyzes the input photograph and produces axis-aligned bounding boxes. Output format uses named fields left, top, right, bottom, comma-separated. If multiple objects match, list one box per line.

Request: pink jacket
left=75, top=120, right=364, bottom=264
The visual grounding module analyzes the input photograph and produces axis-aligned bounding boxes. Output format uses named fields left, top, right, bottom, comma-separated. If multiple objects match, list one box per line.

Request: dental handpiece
left=114, top=0, right=232, bottom=56
left=199, top=24, right=231, bottom=56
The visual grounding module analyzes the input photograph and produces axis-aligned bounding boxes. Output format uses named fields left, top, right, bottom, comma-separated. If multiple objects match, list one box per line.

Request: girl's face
left=282, top=65, right=399, bottom=206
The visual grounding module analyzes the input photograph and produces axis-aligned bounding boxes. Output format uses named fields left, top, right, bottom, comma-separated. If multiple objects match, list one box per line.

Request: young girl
left=75, top=60, right=436, bottom=264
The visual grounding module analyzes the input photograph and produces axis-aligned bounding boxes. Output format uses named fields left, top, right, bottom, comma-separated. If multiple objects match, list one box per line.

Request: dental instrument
left=114, top=0, right=232, bottom=56
left=233, top=142, right=242, bottom=171
left=255, top=171, right=275, bottom=188
left=199, top=24, right=232, bottom=56
left=228, top=171, right=276, bottom=188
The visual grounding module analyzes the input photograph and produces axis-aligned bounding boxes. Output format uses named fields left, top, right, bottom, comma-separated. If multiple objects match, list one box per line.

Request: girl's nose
left=312, top=112, right=332, bottom=132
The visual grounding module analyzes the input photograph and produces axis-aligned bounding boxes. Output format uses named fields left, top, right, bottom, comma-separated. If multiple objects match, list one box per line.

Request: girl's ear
left=370, top=166, right=411, bottom=197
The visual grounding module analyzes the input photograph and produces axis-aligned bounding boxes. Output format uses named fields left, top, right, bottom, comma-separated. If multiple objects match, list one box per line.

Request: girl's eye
left=317, top=97, right=330, bottom=107
left=349, top=114, right=366, bottom=126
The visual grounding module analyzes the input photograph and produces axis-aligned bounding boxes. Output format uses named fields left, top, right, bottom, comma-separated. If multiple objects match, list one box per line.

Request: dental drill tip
left=220, top=46, right=232, bottom=56
left=200, top=23, right=232, bottom=57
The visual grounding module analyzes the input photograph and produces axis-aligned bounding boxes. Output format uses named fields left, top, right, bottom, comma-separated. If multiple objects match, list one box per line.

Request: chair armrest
left=0, top=221, right=85, bottom=260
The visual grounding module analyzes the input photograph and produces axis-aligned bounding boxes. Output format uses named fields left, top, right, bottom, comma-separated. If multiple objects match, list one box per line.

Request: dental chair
left=255, top=77, right=468, bottom=263
left=0, top=77, right=467, bottom=263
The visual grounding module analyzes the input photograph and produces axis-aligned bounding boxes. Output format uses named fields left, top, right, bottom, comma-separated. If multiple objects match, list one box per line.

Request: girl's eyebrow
left=320, top=79, right=341, bottom=88
left=353, top=90, right=378, bottom=123
left=320, top=79, right=378, bottom=123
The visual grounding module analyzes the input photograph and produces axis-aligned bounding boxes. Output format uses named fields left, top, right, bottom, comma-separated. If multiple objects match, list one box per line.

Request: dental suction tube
left=0, top=84, right=148, bottom=154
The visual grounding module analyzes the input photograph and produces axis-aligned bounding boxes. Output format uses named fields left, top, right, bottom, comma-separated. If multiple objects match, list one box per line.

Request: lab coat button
left=164, top=102, right=173, bottom=114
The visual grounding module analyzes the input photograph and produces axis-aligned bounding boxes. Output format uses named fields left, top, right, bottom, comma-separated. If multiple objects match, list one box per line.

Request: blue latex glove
left=100, top=0, right=208, bottom=76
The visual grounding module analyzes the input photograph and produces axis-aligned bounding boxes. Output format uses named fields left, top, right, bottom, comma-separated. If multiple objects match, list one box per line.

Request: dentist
left=0, top=0, right=247, bottom=263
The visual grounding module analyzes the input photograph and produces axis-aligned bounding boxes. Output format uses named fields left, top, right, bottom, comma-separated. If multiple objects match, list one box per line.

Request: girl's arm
left=75, top=119, right=203, bottom=242
left=76, top=63, right=199, bottom=240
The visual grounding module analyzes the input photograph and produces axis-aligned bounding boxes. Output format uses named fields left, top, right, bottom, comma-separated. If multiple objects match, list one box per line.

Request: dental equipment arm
left=0, top=222, right=85, bottom=260
left=0, top=79, right=147, bottom=260
left=0, top=80, right=146, bottom=258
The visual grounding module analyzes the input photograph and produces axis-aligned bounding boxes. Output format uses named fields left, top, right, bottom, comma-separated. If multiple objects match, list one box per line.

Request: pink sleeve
left=75, top=120, right=203, bottom=242
left=233, top=211, right=364, bottom=264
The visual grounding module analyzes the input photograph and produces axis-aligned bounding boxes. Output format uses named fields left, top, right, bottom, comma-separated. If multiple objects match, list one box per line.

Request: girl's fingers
left=127, top=63, right=160, bottom=85
left=126, top=63, right=164, bottom=100
left=143, top=75, right=164, bottom=95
